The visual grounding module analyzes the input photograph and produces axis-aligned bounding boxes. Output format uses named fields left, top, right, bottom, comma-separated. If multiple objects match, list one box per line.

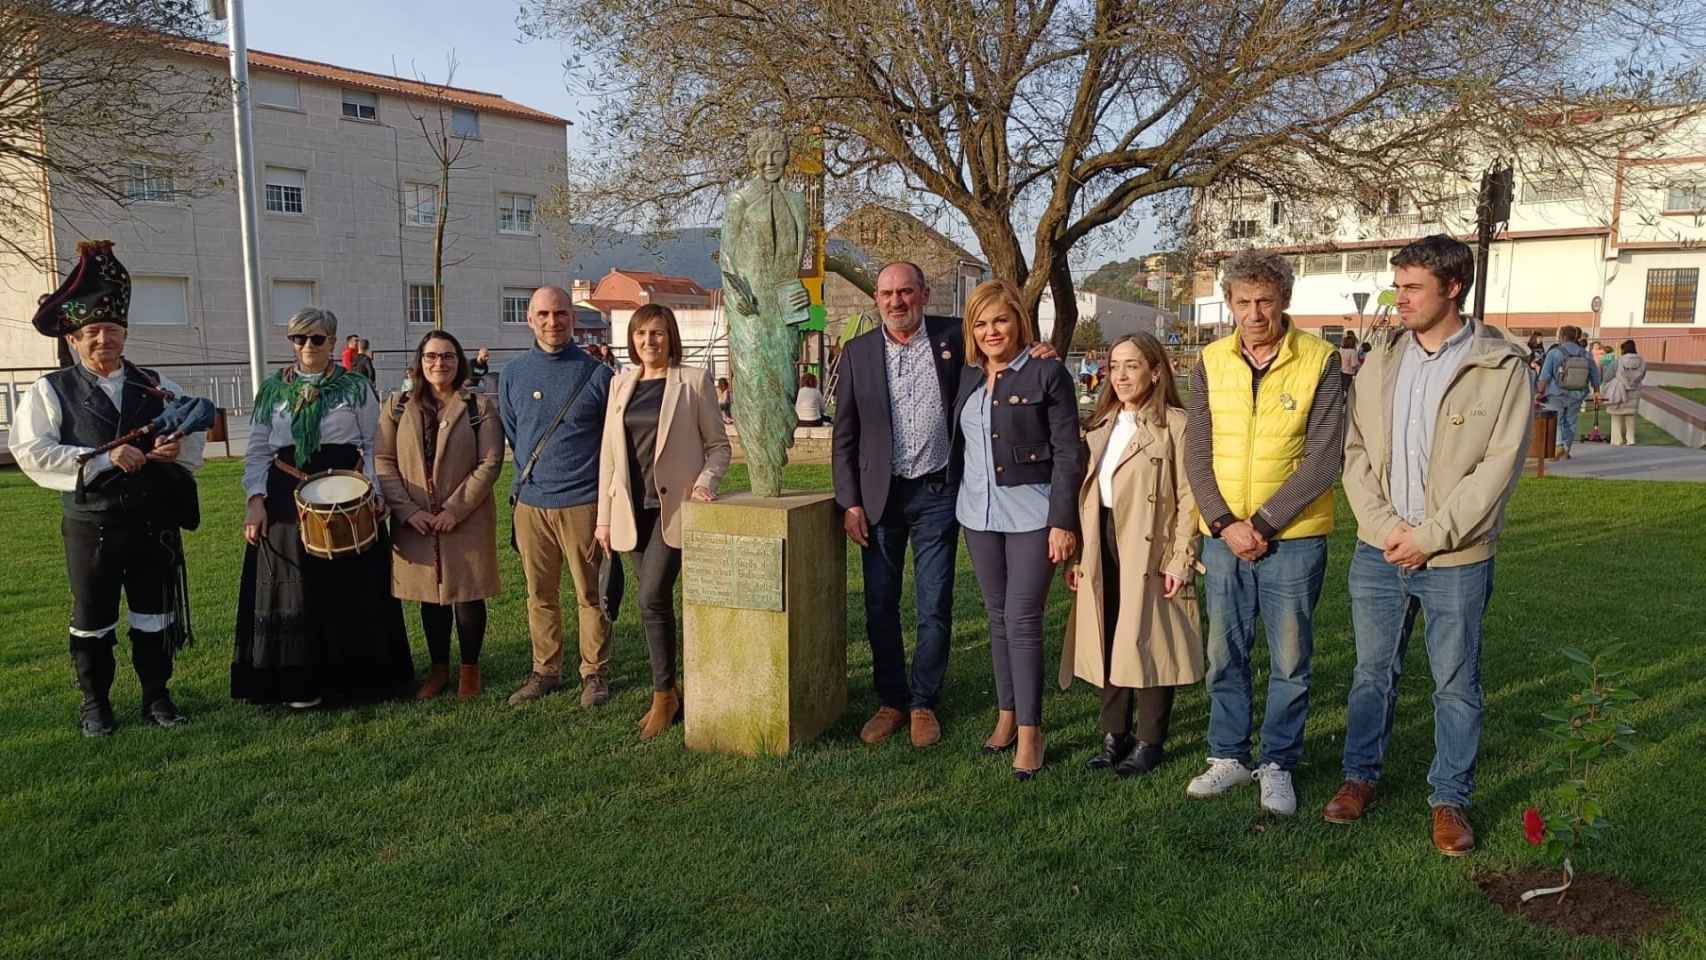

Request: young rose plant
left=1522, top=646, right=1641, bottom=896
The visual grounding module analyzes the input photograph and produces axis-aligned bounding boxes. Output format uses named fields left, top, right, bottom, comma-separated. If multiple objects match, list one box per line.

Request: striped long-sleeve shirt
left=1183, top=350, right=1345, bottom=540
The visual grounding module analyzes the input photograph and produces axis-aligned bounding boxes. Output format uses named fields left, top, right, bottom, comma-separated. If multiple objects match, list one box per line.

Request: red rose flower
left=1523, top=807, right=1546, bottom=845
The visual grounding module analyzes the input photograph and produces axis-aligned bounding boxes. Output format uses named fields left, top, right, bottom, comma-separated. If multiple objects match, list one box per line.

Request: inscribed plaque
left=683, top=530, right=785, bottom=611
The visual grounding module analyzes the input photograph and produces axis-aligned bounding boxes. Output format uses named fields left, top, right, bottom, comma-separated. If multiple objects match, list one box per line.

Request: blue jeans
left=863, top=474, right=959, bottom=710
left=1343, top=543, right=1493, bottom=808
left=1545, top=391, right=1586, bottom=449
left=1202, top=535, right=1327, bottom=770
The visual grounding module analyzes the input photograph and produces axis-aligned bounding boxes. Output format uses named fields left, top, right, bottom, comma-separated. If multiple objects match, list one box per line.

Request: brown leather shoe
left=1431, top=804, right=1476, bottom=857
left=580, top=673, right=611, bottom=708
left=910, top=708, right=942, bottom=748
left=1323, top=780, right=1377, bottom=823
left=638, top=689, right=682, bottom=740
left=457, top=665, right=482, bottom=701
left=506, top=672, right=562, bottom=706
left=859, top=706, right=907, bottom=744
left=415, top=664, right=451, bottom=700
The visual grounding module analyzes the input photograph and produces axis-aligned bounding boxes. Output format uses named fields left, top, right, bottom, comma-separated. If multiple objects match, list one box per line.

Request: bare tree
left=401, top=53, right=478, bottom=331
left=519, top=0, right=1705, bottom=350
left=0, top=2, right=226, bottom=271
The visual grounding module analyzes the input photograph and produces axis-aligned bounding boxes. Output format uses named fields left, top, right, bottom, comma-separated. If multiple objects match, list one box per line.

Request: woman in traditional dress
left=376, top=330, right=503, bottom=701
left=233, top=308, right=413, bottom=708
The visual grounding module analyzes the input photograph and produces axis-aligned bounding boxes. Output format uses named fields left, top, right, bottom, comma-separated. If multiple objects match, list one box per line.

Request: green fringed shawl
left=251, top=364, right=370, bottom=466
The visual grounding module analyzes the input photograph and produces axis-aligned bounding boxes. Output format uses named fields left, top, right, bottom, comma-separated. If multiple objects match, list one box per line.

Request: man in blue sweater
left=500, top=286, right=615, bottom=707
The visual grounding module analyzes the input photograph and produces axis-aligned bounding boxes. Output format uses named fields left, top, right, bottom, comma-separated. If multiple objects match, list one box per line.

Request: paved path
left=1542, top=440, right=1706, bottom=482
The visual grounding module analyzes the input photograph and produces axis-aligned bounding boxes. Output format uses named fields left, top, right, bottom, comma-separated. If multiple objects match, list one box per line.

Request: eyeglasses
left=288, top=334, right=330, bottom=346
left=421, top=352, right=459, bottom=364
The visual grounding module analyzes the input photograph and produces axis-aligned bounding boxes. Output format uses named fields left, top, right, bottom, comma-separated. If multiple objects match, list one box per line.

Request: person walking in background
left=1536, top=325, right=1600, bottom=459
left=467, top=347, right=491, bottom=390
left=594, top=305, right=731, bottom=740
left=795, top=371, right=825, bottom=426
left=400, top=363, right=419, bottom=396
left=342, top=334, right=360, bottom=371
left=1182, top=249, right=1345, bottom=817
left=1062, top=333, right=1200, bottom=780
left=350, top=338, right=377, bottom=383
left=1591, top=340, right=1617, bottom=386
left=1332, top=235, right=1532, bottom=857
left=832, top=261, right=1058, bottom=749
left=1601, top=339, right=1648, bottom=446
left=715, top=377, right=734, bottom=424
left=500, top=286, right=615, bottom=708
left=951, top=279, right=1083, bottom=780
left=376, top=330, right=503, bottom=702
left=1340, top=332, right=1362, bottom=385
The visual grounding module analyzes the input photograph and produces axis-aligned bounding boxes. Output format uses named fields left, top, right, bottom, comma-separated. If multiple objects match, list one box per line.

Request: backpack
left=1553, top=349, right=1593, bottom=391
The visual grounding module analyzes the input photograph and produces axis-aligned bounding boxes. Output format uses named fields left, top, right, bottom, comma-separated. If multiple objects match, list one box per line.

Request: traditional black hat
left=32, top=240, right=131, bottom=336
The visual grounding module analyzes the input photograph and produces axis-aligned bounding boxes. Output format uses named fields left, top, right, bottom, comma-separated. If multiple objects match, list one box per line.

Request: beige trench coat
left=596, top=364, right=732, bottom=551
left=1058, top=406, right=1204, bottom=691
left=376, top=389, right=503, bottom=604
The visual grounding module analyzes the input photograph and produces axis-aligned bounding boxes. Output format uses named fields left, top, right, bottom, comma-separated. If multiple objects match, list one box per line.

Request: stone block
left=681, top=491, right=846, bottom=756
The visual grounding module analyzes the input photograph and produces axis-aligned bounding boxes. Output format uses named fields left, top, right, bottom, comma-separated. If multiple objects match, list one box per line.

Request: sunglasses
left=288, top=334, right=330, bottom=346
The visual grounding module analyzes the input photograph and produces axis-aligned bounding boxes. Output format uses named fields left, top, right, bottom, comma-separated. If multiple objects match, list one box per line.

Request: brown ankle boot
left=457, top=665, right=482, bottom=701
left=638, top=689, right=681, bottom=740
left=416, top=665, right=450, bottom=700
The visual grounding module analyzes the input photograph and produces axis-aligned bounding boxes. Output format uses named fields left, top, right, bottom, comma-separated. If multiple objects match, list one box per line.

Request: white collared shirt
left=10, top=364, right=205, bottom=492
left=1097, top=410, right=1141, bottom=505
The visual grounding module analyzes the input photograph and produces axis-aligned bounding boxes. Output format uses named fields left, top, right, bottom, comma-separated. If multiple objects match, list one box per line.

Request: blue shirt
left=499, top=343, right=612, bottom=508
left=883, top=324, right=952, bottom=478
left=956, top=351, right=1052, bottom=533
left=1538, top=341, right=1602, bottom=402
left=1389, top=320, right=1476, bottom=526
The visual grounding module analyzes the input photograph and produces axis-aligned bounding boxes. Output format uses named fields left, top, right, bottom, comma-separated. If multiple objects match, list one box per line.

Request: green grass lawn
left=3, top=461, right=1704, bottom=958
left=1660, top=385, right=1706, bottom=408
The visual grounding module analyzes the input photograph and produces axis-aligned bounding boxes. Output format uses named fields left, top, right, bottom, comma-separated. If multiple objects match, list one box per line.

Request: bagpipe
left=72, top=380, right=216, bottom=530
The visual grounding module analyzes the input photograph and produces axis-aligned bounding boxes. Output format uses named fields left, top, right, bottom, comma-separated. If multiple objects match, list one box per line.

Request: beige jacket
left=596, top=364, right=732, bottom=551
left=1059, top=406, right=1203, bottom=690
left=1343, top=321, right=1533, bottom=568
left=376, top=390, right=504, bottom=604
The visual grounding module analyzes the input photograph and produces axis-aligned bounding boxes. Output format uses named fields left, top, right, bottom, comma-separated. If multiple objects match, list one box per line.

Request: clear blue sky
left=239, top=0, right=1160, bottom=275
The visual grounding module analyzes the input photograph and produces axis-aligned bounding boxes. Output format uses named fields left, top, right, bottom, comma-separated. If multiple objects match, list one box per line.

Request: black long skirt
left=231, top=443, right=414, bottom=705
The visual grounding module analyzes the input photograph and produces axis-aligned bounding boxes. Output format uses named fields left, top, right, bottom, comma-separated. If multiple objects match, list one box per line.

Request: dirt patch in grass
left=1477, top=868, right=1677, bottom=947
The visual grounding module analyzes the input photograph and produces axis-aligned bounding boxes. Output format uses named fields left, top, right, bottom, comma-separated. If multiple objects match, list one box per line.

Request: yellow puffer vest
left=1198, top=324, right=1336, bottom=539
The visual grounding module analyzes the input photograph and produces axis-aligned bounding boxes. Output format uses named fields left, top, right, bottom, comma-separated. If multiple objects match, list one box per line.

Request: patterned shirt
left=883, top=323, right=951, bottom=478
left=1390, top=320, right=1476, bottom=526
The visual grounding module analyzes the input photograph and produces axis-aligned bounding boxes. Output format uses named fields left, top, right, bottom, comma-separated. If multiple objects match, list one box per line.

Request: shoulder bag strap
left=515, top=368, right=593, bottom=494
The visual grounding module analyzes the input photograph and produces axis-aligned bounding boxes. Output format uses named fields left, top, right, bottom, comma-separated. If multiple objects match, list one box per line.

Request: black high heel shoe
left=1012, top=732, right=1045, bottom=781
left=982, top=734, right=1018, bottom=754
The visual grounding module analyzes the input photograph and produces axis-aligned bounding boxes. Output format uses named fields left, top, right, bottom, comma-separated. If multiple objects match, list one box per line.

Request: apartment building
left=0, top=40, right=570, bottom=371
left=1190, top=118, right=1706, bottom=361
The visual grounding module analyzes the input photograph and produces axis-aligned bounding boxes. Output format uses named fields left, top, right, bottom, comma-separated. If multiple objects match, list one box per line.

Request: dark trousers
left=420, top=601, right=487, bottom=666
left=629, top=507, right=684, bottom=691
left=963, top=527, right=1054, bottom=727
left=63, top=515, right=176, bottom=706
left=1096, top=506, right=1176, bottom=743
left=863, top=473, right=959, bottom=710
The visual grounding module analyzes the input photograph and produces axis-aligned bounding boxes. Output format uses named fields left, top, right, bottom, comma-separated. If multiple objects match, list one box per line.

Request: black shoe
left=1086, top=732, right=1136, bottom=770
left=142, top=694, right=188, bottom=728
left=80, top=699, right=116, bottom=737
left=1114, top=741, right=1165, bottom=778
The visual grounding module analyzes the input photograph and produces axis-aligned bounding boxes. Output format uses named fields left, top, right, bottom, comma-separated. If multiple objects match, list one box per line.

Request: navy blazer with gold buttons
left=950, top=354, right=1084, bottom=531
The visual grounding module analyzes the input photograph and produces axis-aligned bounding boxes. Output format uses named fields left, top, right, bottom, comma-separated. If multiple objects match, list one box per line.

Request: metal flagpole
left=212, top=0, right=268, bottom=395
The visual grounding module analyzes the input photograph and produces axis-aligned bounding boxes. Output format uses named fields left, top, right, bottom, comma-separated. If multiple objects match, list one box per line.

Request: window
left=502, top=287, right=535, bottom=324
left=451, top=108, right=480, bottom=139
left=408, top=283, right=437, bottom=325
left=1303, top=253, right=1343, bottom=276
left=1644, top=268, right=1699, bottom=325
left=253, top=73, right=300, bottom=109
left=1522, top=170, right=1583, bottom=203
left=1344, top=250, right=1381, bottom=273
left=1226, top=219, right=1257, bottom=240
left=498, top=193, right=535, bottom=234
left=1269, top=200, right=1285, bottom=227
left=341, top=90, right=378, bottom=121
left=1321, top=325, right=1345, bottom=344
left=129, top=276, right=189, bottom=325
left=404, top=182, right=438, bottom=227
left=270, top=279, right=316, bottom=327
left=1664, top=181, right=1706, bottom=212
left=263, top=166, right=306, bottom=215
left=123, top=163, right=174, bottom=202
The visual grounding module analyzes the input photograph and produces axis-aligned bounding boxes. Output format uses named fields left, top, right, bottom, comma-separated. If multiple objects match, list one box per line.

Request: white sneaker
left=286, top=697, right=322, bottom=710
left=1253, top=762, right=1297, bottom=816
left=1186, top=758, right=1253, bottom=798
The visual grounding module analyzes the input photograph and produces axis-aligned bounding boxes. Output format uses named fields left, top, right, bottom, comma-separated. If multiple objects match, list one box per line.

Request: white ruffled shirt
left=10, top=364, right=206, bottom=492
left=242, top=369, right=381, bottom=500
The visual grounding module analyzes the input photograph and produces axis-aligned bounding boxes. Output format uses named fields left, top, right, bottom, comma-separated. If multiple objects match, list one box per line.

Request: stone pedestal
left=681, top=491, right=846, bottom=756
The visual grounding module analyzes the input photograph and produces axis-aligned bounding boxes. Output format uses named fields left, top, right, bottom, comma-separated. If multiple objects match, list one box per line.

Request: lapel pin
left=1279, top=393, right=1296, bottom=411
left=532, top=390, right=543, bottom=400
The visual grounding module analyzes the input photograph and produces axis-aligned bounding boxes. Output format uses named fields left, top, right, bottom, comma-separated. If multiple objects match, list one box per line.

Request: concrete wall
left=1, top=54, right=569, bottom=371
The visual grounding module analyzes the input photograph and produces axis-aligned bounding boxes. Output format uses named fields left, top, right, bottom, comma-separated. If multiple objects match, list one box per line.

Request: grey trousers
left=963, top=527, right=1055, bottom=726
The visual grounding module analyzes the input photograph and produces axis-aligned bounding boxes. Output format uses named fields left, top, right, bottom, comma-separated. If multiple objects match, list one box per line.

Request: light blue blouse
left=956, top=351, right=1052, bottom=533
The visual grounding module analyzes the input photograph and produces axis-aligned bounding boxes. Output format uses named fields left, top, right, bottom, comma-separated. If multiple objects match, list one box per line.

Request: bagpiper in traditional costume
left=8, top=241, right=210, bottom=736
